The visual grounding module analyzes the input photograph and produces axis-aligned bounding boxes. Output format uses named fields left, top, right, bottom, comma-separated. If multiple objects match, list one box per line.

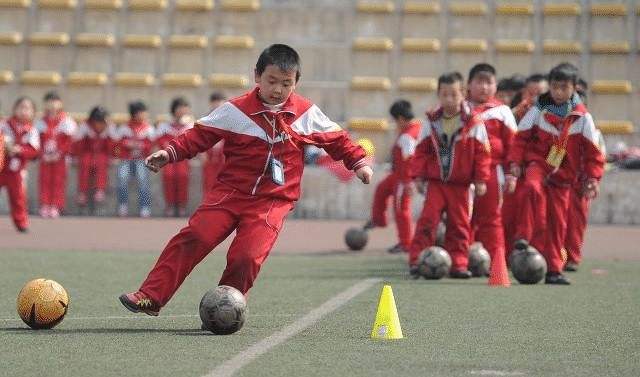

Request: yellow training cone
left=370, top=284, right=403, bottom=340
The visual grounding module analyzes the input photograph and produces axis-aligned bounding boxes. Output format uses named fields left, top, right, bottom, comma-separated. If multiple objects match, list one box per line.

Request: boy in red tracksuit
left=119, top=44, right=373, bottom=316
left=364, top=100, right=421, bottom=254
left=0, top=97, right=40, bottom=232
left=505, top=63, right=605, bottom=285
left=36, top=92, right=77, bottom=218
left=466, top=64, right=518, bottom=267
left=73, top=106, right=114, bottom=208
left=201, top=92, right=227, bottom=193
left=409, top=72, right=491, bottom=279
left=156, top=97, right=193, bottom=217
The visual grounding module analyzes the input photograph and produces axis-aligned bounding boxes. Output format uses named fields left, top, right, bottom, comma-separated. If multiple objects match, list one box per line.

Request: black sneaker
left=564, top=262, right=579, bottom=272
left=545, top=273, right=571, bottom=285
left=449, top=270, right=472, bottom=279
left=409, top=265, right=421, bottom=280
left=363, top=220, right=375, bottom=231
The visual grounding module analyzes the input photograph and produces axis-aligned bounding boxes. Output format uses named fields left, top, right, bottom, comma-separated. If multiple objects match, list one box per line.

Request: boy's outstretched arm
left=144, top=124, right=221, bottom=173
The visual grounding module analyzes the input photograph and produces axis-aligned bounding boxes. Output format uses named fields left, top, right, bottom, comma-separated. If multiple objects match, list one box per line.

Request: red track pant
left=139, top=184, right=294, bottom=306
left=513, top=164, right=569, bottom=273
left=409, top=181, right=470, bottom=271
left=371, top=173, right=413, bottom=249
left=162, top=161, right=190, bottom=206
left=77, top=154, right=109, bottom=193
left=565, top=187, right=590, bottom=265
left=0, top=171, right=29, bottom=229
left=39, top=160, right=67, bottom=209
left=471, top=165, right=506, bottom=262
left=501, top=178, right=525, bottom=255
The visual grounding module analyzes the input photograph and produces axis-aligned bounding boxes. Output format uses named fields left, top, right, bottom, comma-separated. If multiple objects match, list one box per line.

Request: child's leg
left=95, top=155, right=109, bottom=192
left=371, top=173, right=396, bottom=227
left=116, top=161, right=131, bottom=206
left=471, top=166, right=506, bottom=261
left=408, top=182, right=446, bottom=266
left=134, top=160, right=152, bottom=210
left=565, top=187, right=589, bottom=265
left=77, top=156, right=90, bottom=199
left=444, top=185, right=472, bottom=272
left=513, top=164, right=547, bottom=248
left=52, top=159, right=67, bottom=211
left=6, top=172, right=29, bottom=230
left=39, top=162, right=52, bottom=207
left=544, top=185, right=571, bottom=273
left=393, top=182, right=413, bottom=250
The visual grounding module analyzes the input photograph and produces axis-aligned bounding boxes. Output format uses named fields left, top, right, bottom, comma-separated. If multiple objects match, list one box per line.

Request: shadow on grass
left=0, top=327, right=217, bottom=336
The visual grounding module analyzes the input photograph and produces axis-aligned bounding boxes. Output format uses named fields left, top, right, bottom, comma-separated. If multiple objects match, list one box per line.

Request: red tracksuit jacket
left=164, top=87, right=368, bottom=201
left=391, top=120, right=422, bottom=183
left=113, top=120, right=155, bottom=160
left=471, top=98, right=517, bottom=167
left=0, top=117, right=40, bottom=173
left=36, top=112, right=76, bottom=162
left=72, top=121, right=116, bottom=191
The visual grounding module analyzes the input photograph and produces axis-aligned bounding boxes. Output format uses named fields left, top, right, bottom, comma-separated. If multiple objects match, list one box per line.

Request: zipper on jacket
left=251, top=114, right=277, bottom=196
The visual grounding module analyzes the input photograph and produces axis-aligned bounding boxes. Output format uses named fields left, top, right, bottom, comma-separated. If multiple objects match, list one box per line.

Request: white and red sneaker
left=118, top=291, right=160, bottom=316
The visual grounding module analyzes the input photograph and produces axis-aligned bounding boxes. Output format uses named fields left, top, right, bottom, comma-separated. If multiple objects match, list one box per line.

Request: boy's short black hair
left=209, top=91, right=226, bottom=103
left=43, top=91, right=61, bottom=102
left=13, top=96, right=35, bottom=111
left=88, top=106, right=109, bottom=123
left=389, top=99, right=414, bottom=120
left=548, top=62, right=579, bottom=85
left=577, top=77, right=588, bottom=90
left=128, top=100, right=147, bottom=117
left=170, top=97, right=190, bottom=115
left=510, top=74, right=526, bottom=91
left=468, top=63, right=496, bottom=82
left=256, top=44, right=301, bottom=82
left=526, top=73, right=548, bottom=84
left=438, top=71, right=464, bottom=91
left=497, top=78, right=512, bottom=92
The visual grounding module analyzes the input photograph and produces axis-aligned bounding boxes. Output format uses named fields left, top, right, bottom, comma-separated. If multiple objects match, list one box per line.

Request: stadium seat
left=65, top=72, right=108, bottom=113
left=159, top=73, right=205, bottom=117
left=448, top=1, right=487, bottom=16
left=34, top=0, right=77, bottom=35
left=542, top=3, right=581, bottom=42
left=219, top=0, right=259, bottom=12
left=123, top=0, right=167, bottom=35
left=494, top=39, right=535, bottom=76
left=82, top=0, right=122, bottom=34
left=166, top=35, right=207, bottom=74
left=295, top=45, right=349, bottom=82
left=210, top=36, right=255, bottom=76
left=398, top=39, right=443, bottom=79
left=216, top=1, right=259, bottom=36
left=495, top=2, right=533, bottom=16
left=296, top=82, right=348, bottom=122
left=161, top=73, right=202, bottom=88
left=173, top=0, right=213, bottom=35
left=73, top=33, right=115, bottom=73
left=590, top=81, right=633, bottom=125
left=541, top=39, right=582, bottom=70
left=19, top=71, right=63, bottom=105
left=0, top=0, right=30, bottom=33
left=448, top=2, right=489, bottom=40
left=397, top=77, right=437, bottom=92
left=109, top=72, right=156, bottom=116
left=354, top=1, right=395, bottom=37
left=352, top=37, right=393, bottom=77
left=0, top=31, right=24, bottom=72
left=28, top=32, right=70, bottom=72
left=350, top=76, right=391, bottom=91
left=208, top=73, right=249, bottom=89
left=401, top=2, right=441, bottom=39
left=0, top=70, right=14, bottom=85
left=596, top=120, right=634, bottom=135
left=349, top=77, right=391, bottom=120
left=494, top=2, right=534, bottom=40
left=403, top=1, right=440, bottom=15
left=118, top=34, right=162, bottom=73
left=592, top=80, right=632, bottom=95
left=447, top=39, right=488, bottom=74
left=590, top=44, right=631, bottom=80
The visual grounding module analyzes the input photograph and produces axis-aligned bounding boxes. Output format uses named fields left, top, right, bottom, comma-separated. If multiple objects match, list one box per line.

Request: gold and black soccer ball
left=17, top=278, right=69, bottom=329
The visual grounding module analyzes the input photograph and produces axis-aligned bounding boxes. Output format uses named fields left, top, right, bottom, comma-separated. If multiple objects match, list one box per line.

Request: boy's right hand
left=144, top=150, right=170, bottom=173
left=505, top=174, right=518, bottom=193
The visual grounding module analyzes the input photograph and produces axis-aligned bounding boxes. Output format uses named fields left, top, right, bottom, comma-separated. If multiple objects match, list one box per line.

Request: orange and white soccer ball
left=17, top=279, right=69, bottom=329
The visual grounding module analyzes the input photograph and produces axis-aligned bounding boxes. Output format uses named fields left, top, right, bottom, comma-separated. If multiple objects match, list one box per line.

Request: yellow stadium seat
left=84, top=0, right=122, bottom=9
left=0, top=32, right=23, bottom=45
left=543, top=3, right=581, bottom=16
left=114, top=72, right=155, bottom=86
left=29, top=32, right=70, bottom=46
left=448, top=38, right=487, bottom=53
left=161, top=73, right=203, bottom=87
left=220, top=0, right=259, bottom=11
left=590, top=3, right=626, bottom=17
left=353, top=37, right=393, bottom=52
left=127, top=0, right=166, bottom=11
left=495, top=39, right=535, bottom=54
left=401, top=38, right=441, bottom=52
left=122, top=34, right=162, bottom=48
left=0, top=0, right=31, bottom=7
left=75, top=33, right=115, bottom=47
left=449, top=1, right=487, bottom=16
left=495, top=3, right=533, bottom=16
left=208, top=74, right=250, bottom=88
left=597, top=121, right=634, bottom=135
left=0, top=70, right=14, bottom=84
left=592, top=80, right=633, bottom=94
left=175, top=0, right=212, bottom=11
left=38, top=0, right=76, bottom=9
left=348, top=118, right=389, bottom=131
left=591, top=41, right=630, bottom=54
left=356, top=1, right=394, bottom=13
left=168, top=35, right=208, bottom=49
left=110, top=113, right=130, bottom=125
left=403, top=1, right=440, bottom=14
left=68, top=112, right=88, bottom=122
left=350, top=77, right=391, bottom=91
left=543, top=40, right=581, bottom=54
left=398, top=77, right=437, bottom=92
left=21, top=71, right=62, bottom=85
left=214, top=35, right=255, bottom=49
left=66, top=72, right=108, bottom=86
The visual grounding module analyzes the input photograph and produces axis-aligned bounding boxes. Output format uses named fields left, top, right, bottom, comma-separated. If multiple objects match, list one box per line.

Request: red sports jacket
left=113, top=120, right=155, bottom=160
left=0, top=117, right=40, bottom=173
left=412, top=102, right=491, bottom=185
left=72, top=121, right=115, bottom=160
left=391, top=120, right=422, bottom=183
left=471, top=98, right=517, bottom=167
left=36, top=112, right=77, bottom=161
left=164, top=87, right=368, bottom=201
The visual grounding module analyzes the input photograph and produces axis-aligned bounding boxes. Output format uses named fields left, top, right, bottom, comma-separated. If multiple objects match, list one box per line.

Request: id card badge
left=270, top=158, right=285, bottom=186
left=546, top=145, right=566, bottom=169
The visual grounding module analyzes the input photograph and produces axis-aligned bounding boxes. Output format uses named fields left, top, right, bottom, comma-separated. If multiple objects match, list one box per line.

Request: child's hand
left=509, top=163, right=522, bottom=178
left=505, top=174, right=518, bottom=193
left=7, top=144, right=21, bottom=157
left=355, top=165, right=373, bottom=184
left=144, top=150, right=170, bottom=173
left=583, top=179, right=599, bottom=199
left=415, top=179, right=426, bottom=195
left=475, top=182, right=487, bottom=196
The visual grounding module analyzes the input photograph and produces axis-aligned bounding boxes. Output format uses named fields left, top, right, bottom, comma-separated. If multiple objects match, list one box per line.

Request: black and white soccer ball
left=417, top=246, right=452, bottom=279
left=468, top=242, right=491, bottom=277
left=199, top=285, right=247, bottom=335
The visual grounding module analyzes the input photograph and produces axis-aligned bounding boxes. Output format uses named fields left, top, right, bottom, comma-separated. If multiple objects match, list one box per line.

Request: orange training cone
left=488, top=248, right=511, bottom=287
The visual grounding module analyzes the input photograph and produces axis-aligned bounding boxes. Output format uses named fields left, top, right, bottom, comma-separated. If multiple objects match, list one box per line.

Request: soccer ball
left=344, top=227, right=368, bottom=251
left=509, top=244, right=547, bottom=284
left=468, top=242, right=491, bottom=277
left=199, top=285, right=247, bottom=335
left=16, top=278, right=69, bottom=329
left=417, top=246, right=452, bottom=279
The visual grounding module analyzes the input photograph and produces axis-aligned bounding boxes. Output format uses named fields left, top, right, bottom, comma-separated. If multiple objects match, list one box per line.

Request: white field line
left=205, top=278, right=381, bottom=377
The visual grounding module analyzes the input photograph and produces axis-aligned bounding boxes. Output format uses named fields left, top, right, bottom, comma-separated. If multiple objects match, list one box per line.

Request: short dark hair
left=170, top=97, right=190, bottom=115
left=209, top=91, right=226, bottom=103
left=13, top=96, right=35, bottom=112
left=497, top=78, right=512, bottom=92
left=468, top=63, right=496, bottom=82
left=128, top=100, right=147, bottom=117
left=88, top=106, right=109, bottom=123
left=577, top=77, right=588, bottom=90
left=438, top=71, right=464, bottom=91
left=526, top=73, right=547, bottom=84
left=510, top=74, right=526, bottom=91
left=43, top=91, right=61, bottom=102
left=548, top=62, right=579, bottom=84
left=389, top=99, right=414, bottom=120
left=256, top=44, right=301, bottom=82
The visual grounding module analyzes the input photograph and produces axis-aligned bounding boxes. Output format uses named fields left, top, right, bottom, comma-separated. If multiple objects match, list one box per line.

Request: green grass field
left=1, top=248, right=638, bottom=377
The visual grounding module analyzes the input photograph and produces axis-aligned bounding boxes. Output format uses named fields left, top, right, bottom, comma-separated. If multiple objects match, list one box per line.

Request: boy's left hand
left=356, top=166, right=373, bottom=184
left=583, top=179, right=599, bottom=199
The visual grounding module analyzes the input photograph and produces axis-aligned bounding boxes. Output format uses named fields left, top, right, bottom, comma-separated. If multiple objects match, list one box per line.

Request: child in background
left=156, top=97, right=194, bottom=217
left=409, top=72, right=491, bottom=279
left=113, top=101, right=155, bottom=218
left=36, top=91, right=77, bottom=218
left=201, top=92, right=227, bottom=194
left=0, top=97, right=40, bottom=232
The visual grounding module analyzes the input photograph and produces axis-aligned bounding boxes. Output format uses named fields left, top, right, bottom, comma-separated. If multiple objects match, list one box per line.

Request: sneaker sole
left=118, top=295, right=159, bottom=316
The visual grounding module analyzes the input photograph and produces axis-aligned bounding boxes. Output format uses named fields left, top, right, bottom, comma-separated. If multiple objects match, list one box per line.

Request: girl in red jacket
left=0, top=97, right=40, bottom=232
left=36, top=91, right=77, bottom=218
left=119, top=44, right=373, bottom=316
left=409, top=72, right=491, bottom=279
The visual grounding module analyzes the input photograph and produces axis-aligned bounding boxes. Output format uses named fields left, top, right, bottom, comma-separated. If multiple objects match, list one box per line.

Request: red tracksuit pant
left=409, top=181, right=471, bottom=271
left=565, top=187, right=590, bottom=265
left=471, top=165, right=506, bottom=262
left=139, top=184, right=294, bottom=306
left=39, top=160, right=67, bottom=209
left=0, top=171, right=29, bottom=229
left=78, top=154, right=109, bottom=193
left=371, top=173, right=413, bottom=249
left=162, top=161, right=190, bottom=206
left=501, top=178, right=525, bottom=255
left=513, top=164, right=569, bottom=273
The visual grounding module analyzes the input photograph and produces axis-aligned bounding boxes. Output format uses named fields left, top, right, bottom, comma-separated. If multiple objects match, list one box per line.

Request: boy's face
left=549, top=80, right=575, bottom=104
left=255, top=65, right=297, bottom=105
left=44, top=99, right=63, bottom=114
left=91, top=120, right=108, bottom=133
left=15, top=100, right=35, bottom=122
left=209, top=100, right=224, bottom=111
left=132, top=111, right=148, bottom=123
left=526, top=80, right=548, bottom=99
left=173, top=105, right=191, bottom=120
left=438, top=81, right=465, bottom=114
left=468, top=73, right=496, bottom=104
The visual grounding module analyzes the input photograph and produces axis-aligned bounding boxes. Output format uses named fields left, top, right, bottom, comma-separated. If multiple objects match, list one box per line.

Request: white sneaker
left=118, top=204, right=128, bottom=217
left=50, top=207, right=60, bottom=218
left=139, top=207, right=151, bottom=218
left=39, top=206, right=50, bottom=218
